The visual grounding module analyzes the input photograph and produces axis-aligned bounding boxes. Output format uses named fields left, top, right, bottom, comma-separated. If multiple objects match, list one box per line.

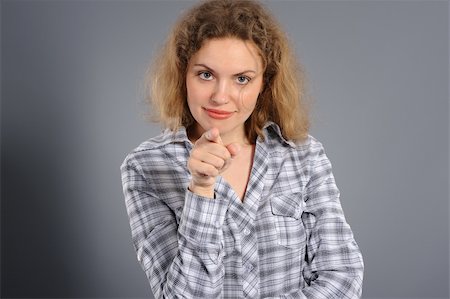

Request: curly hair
left=146, top=0, right=309, bottom=142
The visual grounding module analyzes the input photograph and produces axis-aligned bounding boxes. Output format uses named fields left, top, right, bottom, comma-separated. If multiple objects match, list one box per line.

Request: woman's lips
left=204, top=108, right=234, bottom=120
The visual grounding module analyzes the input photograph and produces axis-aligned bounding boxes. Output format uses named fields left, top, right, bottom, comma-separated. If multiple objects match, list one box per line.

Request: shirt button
left=244, top=263, right=254, bottom=273
left=214, top=221, right=221, bottom=228
left=243, top=228, right=251, bottom=236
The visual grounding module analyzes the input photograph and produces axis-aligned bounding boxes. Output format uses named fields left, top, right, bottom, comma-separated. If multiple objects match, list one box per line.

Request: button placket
left=228, top=198, right=260, bottom=297
left=240, top=224, right=259, bottom=295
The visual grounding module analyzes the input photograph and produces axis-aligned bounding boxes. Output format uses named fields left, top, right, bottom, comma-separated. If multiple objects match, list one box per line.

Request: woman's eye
left=236, top=76, right=251, bottom=85
left=198, top=71, right=213, bottom=81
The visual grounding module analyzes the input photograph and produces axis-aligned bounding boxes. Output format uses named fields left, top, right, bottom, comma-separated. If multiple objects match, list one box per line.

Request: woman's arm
left=301, top=157, right=364, bottom=298
left=268, top=143, right=364, bottom=299
left=121, top=157, right=228, bottom=298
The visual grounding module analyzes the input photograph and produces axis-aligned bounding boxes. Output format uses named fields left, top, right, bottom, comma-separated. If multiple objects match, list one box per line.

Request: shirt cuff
left=178, top=189, right=229, bottom=246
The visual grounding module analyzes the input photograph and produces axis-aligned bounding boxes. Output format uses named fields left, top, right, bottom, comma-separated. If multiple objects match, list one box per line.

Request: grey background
left=1, top=0, right=448, bottom=298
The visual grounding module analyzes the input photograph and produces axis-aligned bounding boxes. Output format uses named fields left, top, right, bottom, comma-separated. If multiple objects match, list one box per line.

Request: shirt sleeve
left=300, top=143, right=364, bottom=298
left=269, top=143, right=364, bottom=299
left=121, top=156, right=229, bottom=298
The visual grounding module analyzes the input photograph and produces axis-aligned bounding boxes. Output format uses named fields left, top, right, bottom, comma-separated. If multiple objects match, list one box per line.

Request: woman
left=121, top=0, right=364, bottom=298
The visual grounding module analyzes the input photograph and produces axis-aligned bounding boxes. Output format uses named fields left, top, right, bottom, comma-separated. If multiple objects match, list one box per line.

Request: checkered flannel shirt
left=121, top=122, right=364, bottom=298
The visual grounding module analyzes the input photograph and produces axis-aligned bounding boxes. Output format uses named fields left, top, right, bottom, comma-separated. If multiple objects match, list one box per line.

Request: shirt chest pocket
left=270, top=193, right=307, bottom=249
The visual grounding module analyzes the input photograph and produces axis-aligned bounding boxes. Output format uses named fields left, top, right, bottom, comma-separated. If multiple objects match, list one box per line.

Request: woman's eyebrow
left=193, top=64, right=214, bottom=72
left=193, top=63, right=256, bottom=75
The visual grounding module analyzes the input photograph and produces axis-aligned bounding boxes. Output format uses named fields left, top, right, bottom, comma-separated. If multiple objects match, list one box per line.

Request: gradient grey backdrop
left=2, top=0, right=449, bottom=298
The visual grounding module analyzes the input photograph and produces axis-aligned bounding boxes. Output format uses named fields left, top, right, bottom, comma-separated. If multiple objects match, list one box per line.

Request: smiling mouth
left=204, top=108, right=234, bottom=120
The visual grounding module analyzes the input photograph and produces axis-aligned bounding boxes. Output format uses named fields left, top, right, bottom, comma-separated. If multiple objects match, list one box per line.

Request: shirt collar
left=262, top=122, right=297, bottom=148
left=163, top=126, right=193, bottom=149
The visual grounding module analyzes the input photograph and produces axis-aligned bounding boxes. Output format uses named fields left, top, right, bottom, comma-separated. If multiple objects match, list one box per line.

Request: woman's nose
left=210, top=80, right=231, bottom=104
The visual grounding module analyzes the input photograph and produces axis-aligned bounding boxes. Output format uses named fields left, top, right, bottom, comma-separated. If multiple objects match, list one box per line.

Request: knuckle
left=222, top=148, right=231, bottom=159
left=206, top=165, right=219, bottom=177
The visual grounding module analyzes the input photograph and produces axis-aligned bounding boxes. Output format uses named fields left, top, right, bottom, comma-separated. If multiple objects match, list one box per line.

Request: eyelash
left=236, top=75, right=251, bottom=85
left=198, top=71, right=213, bottom=81
left=197, top=71, right=252, bottom=85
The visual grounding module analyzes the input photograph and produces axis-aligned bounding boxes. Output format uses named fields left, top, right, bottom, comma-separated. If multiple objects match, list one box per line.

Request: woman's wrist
left=188, top=181, right=215, bottom=198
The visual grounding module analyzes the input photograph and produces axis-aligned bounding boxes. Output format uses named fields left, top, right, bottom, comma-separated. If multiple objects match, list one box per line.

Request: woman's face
left=186, top=37, right=264, bottom=143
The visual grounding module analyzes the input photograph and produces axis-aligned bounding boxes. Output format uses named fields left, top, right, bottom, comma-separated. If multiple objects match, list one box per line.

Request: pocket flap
left=270, top=192, right=305, bottom=220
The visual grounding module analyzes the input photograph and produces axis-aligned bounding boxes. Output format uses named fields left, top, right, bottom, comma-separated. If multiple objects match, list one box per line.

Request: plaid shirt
left=121, top=122, right=364, bottom=298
